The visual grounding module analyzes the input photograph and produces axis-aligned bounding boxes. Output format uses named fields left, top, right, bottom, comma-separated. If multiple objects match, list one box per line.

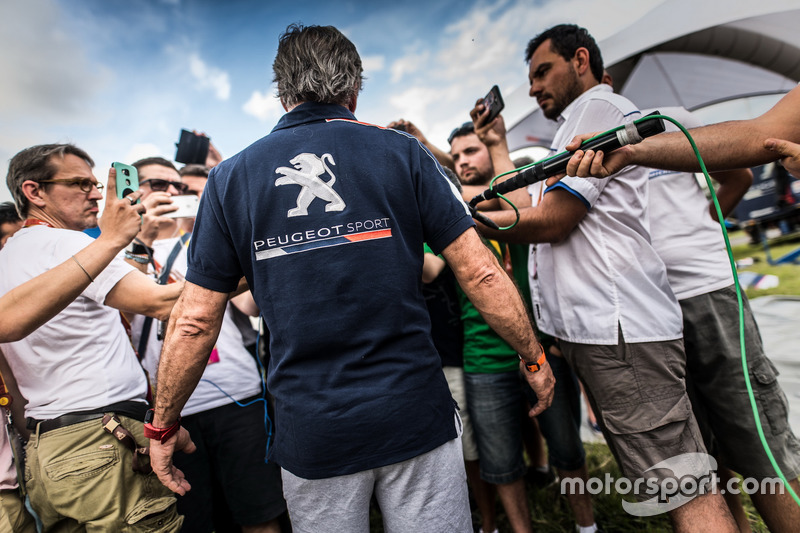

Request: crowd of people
left=1, top=20, right=800, bottom=533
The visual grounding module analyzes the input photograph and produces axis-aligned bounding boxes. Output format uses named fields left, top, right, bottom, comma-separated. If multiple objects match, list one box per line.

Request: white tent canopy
left=506, top=0, right=800, bottom=152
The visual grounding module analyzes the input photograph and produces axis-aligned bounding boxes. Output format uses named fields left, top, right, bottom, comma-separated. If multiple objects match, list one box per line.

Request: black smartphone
left=482, top=85, right=505, bottom=123
left=112, top=162, right=139, bottom=200
left=175, top=129, right=210, bottom=165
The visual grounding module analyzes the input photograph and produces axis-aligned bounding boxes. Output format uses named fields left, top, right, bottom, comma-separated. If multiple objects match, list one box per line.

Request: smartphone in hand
left=482, top=85, right=505, bottom=123
left=164, top=195, right=200, bottom=218
left=112, top=162, right=139, bottom=200
left=175, top=129, right=210, bottom=165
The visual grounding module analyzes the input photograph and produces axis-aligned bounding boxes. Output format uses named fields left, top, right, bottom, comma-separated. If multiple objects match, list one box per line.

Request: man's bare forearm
left=632, top=121, right=779, bottom=172
left=442, top=229, right=538, bottom=357
left=153, top=284, right=227, bottom=426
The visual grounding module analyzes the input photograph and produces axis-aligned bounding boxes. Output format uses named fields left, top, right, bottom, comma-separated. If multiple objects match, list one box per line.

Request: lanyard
left=23, top=218, right=53, bottom=228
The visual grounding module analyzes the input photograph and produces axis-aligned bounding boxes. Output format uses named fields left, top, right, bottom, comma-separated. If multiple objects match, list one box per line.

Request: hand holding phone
left=164, top=195, right=200, bottom=218
left=175, top=129, right=211, bottom=165
left=482, top=85, right=505, bottom=124
left=112, top=162, right=139, bottom=201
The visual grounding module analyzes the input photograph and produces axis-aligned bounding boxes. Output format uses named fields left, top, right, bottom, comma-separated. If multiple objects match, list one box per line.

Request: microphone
left=469, top=111, right=666, bottom=210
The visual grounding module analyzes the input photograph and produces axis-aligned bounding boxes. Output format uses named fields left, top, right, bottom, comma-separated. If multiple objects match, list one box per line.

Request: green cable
left=490, top=113, right=800, bottom=505
left=647, top=114, right=800, bottom=507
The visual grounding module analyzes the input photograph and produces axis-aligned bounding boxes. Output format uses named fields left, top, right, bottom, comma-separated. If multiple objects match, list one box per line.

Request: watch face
left=144, top=409, right=155, bottom=424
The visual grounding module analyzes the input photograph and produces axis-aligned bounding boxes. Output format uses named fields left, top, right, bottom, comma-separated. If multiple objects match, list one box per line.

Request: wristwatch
left=126, top=242, right=153, bottom=256
left=520, top=343, right=547, bottom=373
left=143, top=409, right=181, bottom=444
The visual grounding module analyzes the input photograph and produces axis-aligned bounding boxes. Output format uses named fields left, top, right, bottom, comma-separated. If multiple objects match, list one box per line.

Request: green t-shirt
left=457, top=239, right=519, bottom=374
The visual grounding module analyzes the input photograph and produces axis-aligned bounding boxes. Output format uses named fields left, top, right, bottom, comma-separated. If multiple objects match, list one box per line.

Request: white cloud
left=0, top=0, right=107, bottom=117
left=189, top=54, right=231, bottom=100
left=125, top=143, right=166, bottom=165
left=361, top=55, right=385, bottom=74
left=390, top=51, right=430, bottom=83
left=363, top=0, right=665, bottom=150
left=243, top=88, right=284, bottom=122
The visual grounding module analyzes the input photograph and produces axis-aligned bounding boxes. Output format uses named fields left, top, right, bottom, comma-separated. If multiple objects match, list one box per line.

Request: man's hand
left=564, top=133, right=633, bottom=178
left=136, top=192, right=178, bottom=247
left=149, top=427, right=197, bottom=496
left=521, top=358, right=555, bottom=417
left=764, top=138, right=800, bottom=176
left=206, top=141, right=223, bottom=168
left=99, top=168, right=146, bottom=248
left=387, top=119, right=426, bottom=143
left=469, top=98, right=507, bottom=149
left=387, top=119, right=455, bottom=171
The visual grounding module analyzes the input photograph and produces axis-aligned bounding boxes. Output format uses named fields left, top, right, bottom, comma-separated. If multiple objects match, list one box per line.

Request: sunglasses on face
left=140, top=179, right=189, bottom=194
left=38, top=178, right=104, bottom=193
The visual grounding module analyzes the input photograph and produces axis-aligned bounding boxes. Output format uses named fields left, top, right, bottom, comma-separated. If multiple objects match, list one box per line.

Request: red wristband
left=143, top=409, right=181, bottom=444
left=520, top=344, right=547, bottom=373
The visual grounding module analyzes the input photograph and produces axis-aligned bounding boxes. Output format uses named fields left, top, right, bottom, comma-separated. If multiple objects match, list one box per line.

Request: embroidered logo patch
left=275, top=153, right=346, bottom=217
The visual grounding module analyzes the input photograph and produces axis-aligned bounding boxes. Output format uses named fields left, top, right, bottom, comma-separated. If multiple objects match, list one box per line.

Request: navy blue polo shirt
left=186, top=102, right=475, bottom=478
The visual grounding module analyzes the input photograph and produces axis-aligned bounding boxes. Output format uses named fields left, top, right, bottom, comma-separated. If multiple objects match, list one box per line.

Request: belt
left=26, top=401, right=149, bottom=434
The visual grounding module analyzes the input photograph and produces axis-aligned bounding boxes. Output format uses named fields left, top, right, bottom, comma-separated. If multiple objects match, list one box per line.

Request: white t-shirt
left=643, top=107, right=733, bottom=300
left=527, top=84, right=683, bottom=344
left=0, top=226, right=147, bottom=419
left=131, top=236, right=262, bottom=417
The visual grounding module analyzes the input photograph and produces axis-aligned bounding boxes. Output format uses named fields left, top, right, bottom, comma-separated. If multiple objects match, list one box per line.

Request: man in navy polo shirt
left=147, top=24, right=554, bottom=532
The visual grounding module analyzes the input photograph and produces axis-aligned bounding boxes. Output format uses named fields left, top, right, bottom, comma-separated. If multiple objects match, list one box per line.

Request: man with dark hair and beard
left=470, top=24, right=738, bottom=532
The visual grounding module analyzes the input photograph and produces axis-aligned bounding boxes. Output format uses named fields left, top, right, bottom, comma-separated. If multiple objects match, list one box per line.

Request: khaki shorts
left=561, top=331, right=708, bottom=490
left=0, top=488, right=36, bottom=533
left=25, top=415, right=182, bottom=531
left=681, top=285, right=800, bottom=479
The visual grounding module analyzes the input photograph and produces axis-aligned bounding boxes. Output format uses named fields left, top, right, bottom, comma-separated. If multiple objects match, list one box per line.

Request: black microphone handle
left=474, top=113, right=665, bottom=204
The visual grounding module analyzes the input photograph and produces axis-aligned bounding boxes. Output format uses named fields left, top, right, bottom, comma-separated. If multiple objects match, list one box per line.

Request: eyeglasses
left=140, top=179, right=189, bottom=194
left=38, top=178, right=104, bottom=193
left=447, top=121, right=475, bottom=145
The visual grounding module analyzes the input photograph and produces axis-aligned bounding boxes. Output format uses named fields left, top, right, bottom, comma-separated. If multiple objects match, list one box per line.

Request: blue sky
left=4, top=0, right=764, bottom=205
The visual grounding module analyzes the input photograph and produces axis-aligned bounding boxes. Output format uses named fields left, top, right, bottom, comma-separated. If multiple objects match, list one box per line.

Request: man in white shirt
left=642, top=107, right=800, bottom=533
left=128, top=157, right=287, bottom=533
left=0, top=144, right=183, bottom=531
left=472, top=25, right=738, bottom=531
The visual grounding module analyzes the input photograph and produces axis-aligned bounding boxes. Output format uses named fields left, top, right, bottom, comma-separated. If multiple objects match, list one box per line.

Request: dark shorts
left=681, top=285, right=800, bottom=479
left=174, top=399, right=287, bottom=531
left=464, top=370, right=527, bottom=484
left=561, top=331, right=708, bottom=486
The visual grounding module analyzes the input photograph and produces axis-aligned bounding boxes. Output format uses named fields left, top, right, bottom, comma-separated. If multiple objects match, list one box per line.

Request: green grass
left=730, top=230, right=800, bottom=298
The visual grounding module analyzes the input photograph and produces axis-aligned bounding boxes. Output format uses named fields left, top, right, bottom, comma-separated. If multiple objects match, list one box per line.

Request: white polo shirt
left=643, top=106, right=733, bottom=300
left=528, top=84, right=682, bottom=344
left=0, top=226, right=147, bottom=419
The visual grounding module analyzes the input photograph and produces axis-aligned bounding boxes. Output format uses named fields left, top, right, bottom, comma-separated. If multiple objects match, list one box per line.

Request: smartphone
left=482, top=85, right=505, bottom=123
left=165, top=195, right=200, bottom=218
left=175, top=129, right=210, bottom=165
left=112, top=162, right=139, bottom=200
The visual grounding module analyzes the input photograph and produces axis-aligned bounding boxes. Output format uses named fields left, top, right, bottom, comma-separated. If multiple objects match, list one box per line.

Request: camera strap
left=137, top=233, right=191, bottom=359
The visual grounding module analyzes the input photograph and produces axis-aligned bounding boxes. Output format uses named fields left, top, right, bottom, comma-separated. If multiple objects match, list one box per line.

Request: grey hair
left=6, top=144, right=94, bottom=217
left=273, top=24, right=364, bottom=108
